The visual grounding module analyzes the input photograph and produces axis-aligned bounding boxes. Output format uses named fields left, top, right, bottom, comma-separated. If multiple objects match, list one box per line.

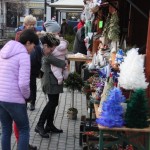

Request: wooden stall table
left=98, top=125, right=150, bottom=150
left=67, top=53, right=92, bottom=72
left=67, top=53, right=92, bottom=62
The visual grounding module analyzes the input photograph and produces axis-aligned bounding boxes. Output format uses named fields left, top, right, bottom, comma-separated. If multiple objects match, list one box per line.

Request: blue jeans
left=0, top=101, right=29, bottom=150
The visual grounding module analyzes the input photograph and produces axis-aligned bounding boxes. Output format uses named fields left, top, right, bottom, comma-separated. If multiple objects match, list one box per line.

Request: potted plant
left=64, top=72, right=84, bottom=119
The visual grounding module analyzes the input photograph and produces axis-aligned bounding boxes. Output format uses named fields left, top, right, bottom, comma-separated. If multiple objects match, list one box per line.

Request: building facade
left=0, top=0, right=54, bottom=28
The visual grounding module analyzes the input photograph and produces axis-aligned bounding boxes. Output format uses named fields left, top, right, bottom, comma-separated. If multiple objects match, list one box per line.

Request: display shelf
left=98, top=125, right=150, bottom=150
left=79, top=116, right=99, bottom=147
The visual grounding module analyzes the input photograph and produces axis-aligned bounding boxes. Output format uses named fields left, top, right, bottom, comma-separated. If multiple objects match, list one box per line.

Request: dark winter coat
left=60, top=22, right=68, bottom=37
left=30, top=44, right=43, bottom=77
left=41, top=54, right=66, bottom=94
left=73, top=27, right=87, bottom=55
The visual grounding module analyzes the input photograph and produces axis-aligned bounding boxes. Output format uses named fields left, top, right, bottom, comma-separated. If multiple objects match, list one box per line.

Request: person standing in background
left=77, top=14, right=85, bottom=30
left=60, top=19, right=68, bottom=37
left=73, top=14, right=85, bottom=33
left=0, top=29, right=39, bottom=150
left=15, top=15, right=42, bottom=111
left=73, top=26, right=87, bottom=74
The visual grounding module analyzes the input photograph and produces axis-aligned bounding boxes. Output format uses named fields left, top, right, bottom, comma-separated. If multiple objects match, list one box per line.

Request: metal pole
left=44, top=0, right=47, bottom=21
left=126, top=0, right=148, bottom=19
left=51, top=0, right=55, bottom=20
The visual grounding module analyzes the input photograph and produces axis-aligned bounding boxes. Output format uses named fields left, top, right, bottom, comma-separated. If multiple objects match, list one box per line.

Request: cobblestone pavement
left=0, top=62, right=88, bottom=150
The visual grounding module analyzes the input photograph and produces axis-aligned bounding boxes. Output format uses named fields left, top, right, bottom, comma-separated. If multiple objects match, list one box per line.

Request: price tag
left=99, top=21, right=103, bottom=28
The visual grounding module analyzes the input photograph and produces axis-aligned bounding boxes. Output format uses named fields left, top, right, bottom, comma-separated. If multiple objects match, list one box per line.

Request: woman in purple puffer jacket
left=0, top=29, right=39, bottom=150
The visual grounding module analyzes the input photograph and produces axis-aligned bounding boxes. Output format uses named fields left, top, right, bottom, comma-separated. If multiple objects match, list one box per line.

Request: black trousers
left=30, top=74, right=37, bottom=105
left=37, top=94, right=59, bottom=127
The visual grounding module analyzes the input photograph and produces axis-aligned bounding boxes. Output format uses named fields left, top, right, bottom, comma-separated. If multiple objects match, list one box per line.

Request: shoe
left=45, top=125, right=63, bottom=133
left=35, top=125, right=49, bottom=138
left=28, top=144, right=37, bottom=150
left=16, top=144, right=37, bottom=150
left=29, top=104, right=35, bottom=111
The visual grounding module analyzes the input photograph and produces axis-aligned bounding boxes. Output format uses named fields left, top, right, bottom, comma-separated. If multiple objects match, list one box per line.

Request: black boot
left=16, top=144, right=37, bottom=150
left=28, top=144, right=37, bottom=150
left=29, top=103, right=35, bottom=111
left=45, top=125, right=63, bottom=133
left=35, top=125, right=49, bottom=138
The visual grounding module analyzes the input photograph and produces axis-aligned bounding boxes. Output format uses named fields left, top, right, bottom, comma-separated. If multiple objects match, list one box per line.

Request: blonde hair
left=23, top=15, right=37, bottom=25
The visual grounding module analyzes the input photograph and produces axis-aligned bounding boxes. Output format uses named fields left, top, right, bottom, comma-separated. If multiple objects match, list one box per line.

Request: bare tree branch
left=7, top=0, right=29, bottom=16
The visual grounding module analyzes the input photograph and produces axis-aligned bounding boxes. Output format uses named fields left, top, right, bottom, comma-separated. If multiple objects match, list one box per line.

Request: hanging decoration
left=115, top=49, right=125, bottom=65
left=107, top=12, right=120, bottom=41
left=98, top=75, right=114, bottom=115
left=102, top=14, right=110, bottom=38
left=102, top=12, right=120, bottom=52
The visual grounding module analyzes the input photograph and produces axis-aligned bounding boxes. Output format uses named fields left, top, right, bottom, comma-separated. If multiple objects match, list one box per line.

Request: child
left=51, top=38, right=69, bottom=84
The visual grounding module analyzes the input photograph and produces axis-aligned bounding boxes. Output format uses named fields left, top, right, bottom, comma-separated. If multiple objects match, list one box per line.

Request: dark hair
left=40, top=33, right=60, bottom=47
left=19, top=29, right=39, bottom=45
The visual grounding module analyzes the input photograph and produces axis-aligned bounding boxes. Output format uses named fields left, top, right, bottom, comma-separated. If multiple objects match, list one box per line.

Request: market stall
left=77, top=0, right=150, bottom=149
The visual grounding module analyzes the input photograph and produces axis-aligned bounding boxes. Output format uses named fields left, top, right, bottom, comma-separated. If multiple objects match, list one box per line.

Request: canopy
left=48, top=0, right=84, bottom=8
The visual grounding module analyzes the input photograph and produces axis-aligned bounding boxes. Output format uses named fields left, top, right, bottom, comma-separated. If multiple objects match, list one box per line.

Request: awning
left=55, top=7, right=83, bottom=12
left=48, top=0, right=84, bottom=8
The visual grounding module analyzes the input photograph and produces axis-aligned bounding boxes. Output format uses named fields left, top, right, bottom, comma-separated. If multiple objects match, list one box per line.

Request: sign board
left=20, top=17, right=24, bottom=23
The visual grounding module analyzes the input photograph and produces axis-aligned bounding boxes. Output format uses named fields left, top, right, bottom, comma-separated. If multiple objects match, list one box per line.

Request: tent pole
left=126, top=0, right=148, bottom=19
left=44, top=0, right=47, bottom=21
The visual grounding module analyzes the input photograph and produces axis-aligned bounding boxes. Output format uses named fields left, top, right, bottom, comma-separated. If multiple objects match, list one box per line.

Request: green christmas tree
left=125, top=89, right=149, bottom=128
left=108, top=12, right=120, bottom=41
left=64, top=72, right=84, bottom=108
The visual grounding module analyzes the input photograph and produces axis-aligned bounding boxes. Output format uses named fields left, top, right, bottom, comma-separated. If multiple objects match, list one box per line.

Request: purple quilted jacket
left=0, top=40, right=30, bottom=104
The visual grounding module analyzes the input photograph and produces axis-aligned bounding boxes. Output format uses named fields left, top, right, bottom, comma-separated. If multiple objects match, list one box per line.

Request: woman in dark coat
left=35, top=20, right=67, bottom=138
left=73, top=26, right=87, bottom=74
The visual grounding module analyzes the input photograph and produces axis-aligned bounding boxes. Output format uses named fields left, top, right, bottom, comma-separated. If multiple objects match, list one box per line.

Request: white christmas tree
left=118, top=48, right=148, bottom=90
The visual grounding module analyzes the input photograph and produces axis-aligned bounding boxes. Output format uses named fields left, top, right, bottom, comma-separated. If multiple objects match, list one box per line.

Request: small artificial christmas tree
left=64, top=72, right=84, bottom=119
left=64, top=72, right=84, bottom=108
left=96, top=87, right=125, bottom=128
left=118, top=48, right=148, bottom=90
left=125, top=89, right=149, bottom=128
